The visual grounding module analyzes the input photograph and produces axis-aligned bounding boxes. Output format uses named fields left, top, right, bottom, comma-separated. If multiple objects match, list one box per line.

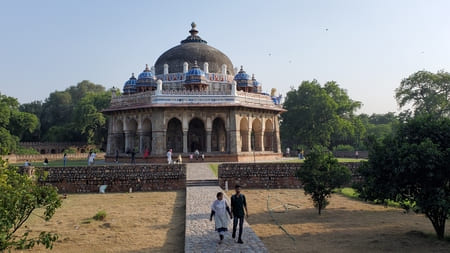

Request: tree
left=0, top=93, right=39, bottom=154
left=0, top=159, right=61, bottom=250
left=296, top=146, right=352, bottom=215
left=395, top=70, right=450, bottom=117
left=357, top=115, right=450, bottom=239
left=37, top=80, right=109, bottom=145
left=73, top=91, right=111, bottom=145
left=281, top=80, right=362, bottom=149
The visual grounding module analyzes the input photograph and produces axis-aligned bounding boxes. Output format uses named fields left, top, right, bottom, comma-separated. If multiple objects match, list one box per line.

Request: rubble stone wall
left=218, top=162, right=361, bottom=189
left=36, top=164, right=186, bottom=193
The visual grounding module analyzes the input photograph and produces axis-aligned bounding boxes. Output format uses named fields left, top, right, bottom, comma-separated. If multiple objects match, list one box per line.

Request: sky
left=0, top=0, right=449, bottom=114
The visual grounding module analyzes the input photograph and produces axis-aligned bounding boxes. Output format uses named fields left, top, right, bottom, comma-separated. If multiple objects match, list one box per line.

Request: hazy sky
left=0, top=0, right=449, bottom=114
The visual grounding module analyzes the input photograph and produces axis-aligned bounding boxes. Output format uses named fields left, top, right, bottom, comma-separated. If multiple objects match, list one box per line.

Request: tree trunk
left=428, top=214, right=446, bottom=239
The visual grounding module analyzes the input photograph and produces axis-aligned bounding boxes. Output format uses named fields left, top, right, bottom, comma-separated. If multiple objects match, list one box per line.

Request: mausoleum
left=103, top=23, right=284, bottom=162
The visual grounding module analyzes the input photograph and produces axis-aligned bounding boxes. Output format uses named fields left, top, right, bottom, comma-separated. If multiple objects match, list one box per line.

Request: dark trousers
left=232, top=216, right=244, bottom=239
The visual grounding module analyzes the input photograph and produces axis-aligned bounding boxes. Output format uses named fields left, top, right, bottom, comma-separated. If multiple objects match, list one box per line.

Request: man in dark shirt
left=230, top=184, right=248, bottom=244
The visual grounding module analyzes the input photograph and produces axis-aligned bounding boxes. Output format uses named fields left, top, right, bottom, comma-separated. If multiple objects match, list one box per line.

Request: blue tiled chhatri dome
left=123, top=73, right=137, bottom=94
left=135, top=64, right=157, bottom=92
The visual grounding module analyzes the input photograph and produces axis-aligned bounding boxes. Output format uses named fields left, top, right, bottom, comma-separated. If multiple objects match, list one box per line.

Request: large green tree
left=281, top=80, right=362, bottom=149
left=296, top=146, right=351, bottom=215
left=0, top=159, right=61, bottom=250
left=395, top=70, right=450, bottom=117
left=0, top=93, right=39, bottom=154
left=357, top=115, right=450, bottom=239
left=37, top=80, right=109, bottom=145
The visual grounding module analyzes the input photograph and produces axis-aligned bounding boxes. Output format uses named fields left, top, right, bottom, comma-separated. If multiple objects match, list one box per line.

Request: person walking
left=231, top=184, right=248, bottom=244
left=194, top=149, right=200, bottom=160
left=167, top=149, right=172, bottom=164
left=210, top=192, right=232, bottom=244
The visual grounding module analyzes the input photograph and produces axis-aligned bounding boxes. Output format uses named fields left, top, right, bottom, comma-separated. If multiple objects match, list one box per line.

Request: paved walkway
left=185, top=163, right=268, bottom=253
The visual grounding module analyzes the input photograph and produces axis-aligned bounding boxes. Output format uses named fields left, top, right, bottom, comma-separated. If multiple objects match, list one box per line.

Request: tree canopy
left=0, top=93, right=39, bottom=155
left=296, top=146, right=351, bottom=215
left=20, top=80, right=112, bottom=148
left=281, top=80, right=362, bottom=149
left=396, top=70, right=450, bottom=117
left=357, top=115, right=450, bottom=239
left=0, top=159, right=61, bottom=250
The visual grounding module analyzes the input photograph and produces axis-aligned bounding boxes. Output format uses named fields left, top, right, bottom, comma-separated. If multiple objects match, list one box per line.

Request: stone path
left=185, top=163, right=268, bottom=253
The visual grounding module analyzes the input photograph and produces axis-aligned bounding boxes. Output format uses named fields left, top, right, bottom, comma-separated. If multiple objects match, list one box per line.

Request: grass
left=336, top=187, right=415, bottom=210
left=209, top=163, right=218, bottom=177
left=335, top=187, right=360, bottom=199
left=280, top=158, right=366, bottom=163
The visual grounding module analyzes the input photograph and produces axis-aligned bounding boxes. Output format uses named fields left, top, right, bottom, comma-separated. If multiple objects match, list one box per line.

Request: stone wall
left=36, top=164, right=186, bottom=193
left=218, top=162, right=361, bottom=189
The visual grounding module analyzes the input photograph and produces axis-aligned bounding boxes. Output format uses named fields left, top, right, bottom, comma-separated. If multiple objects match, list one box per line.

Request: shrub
left=93, top=210, right=107, bottom=221
left=14, top=146, right=39, bottom=155
left=332, top=144, right=354, bottom=152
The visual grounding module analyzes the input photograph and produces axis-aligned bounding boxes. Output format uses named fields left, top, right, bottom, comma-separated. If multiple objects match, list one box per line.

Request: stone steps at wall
left=186, top=179, right=218, bottom=187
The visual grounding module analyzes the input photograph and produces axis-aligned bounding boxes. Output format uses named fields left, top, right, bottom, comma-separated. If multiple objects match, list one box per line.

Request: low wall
left=218, top=162, right=361, bottom=189
left=34, top=164, right=186, bottom=193
left=2, top=153, right=105, bottom=163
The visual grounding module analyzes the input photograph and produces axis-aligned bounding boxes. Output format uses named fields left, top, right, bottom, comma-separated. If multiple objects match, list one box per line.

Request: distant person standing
left=201, top=153, right=205, bottom=161
left=231, top=184, right=248, bottom=244
left=355, top=150, right=359, bottom=159
left=131, top=149, right=136, bottom=164
left=143, top=148, right=150, bottom=161
left=88, top=151, right=93, bottom=166
left=194, top=149, right=200, bottom=160
left=115, top=149, right=119, bottom=163
left=63, top=153, right=67, bottom=167
left=43, top=158, right=49, bottom=166
left=286, top=147, right=290, bottom=157
left=167, top=149, right=172, bottom=164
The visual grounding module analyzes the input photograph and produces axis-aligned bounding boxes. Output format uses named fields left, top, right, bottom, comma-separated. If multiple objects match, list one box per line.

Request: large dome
left=154, top=23, right=235, bottom=75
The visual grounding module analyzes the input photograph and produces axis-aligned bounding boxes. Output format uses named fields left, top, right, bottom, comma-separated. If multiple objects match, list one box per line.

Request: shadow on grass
left=126, top=190, right=186, bottom=253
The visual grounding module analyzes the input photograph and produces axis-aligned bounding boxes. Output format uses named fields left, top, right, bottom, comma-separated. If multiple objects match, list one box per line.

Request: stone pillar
left=138, top=132, right=145, bottom=153
left=183, top=130, right=188, bottom=153
left=247, top=128, right=252, bottom=152
left=151, top=130, right=165, bottom=155
left=206, top=130, right=212, bottom=153
left=107, top=134, right=114, bottom=154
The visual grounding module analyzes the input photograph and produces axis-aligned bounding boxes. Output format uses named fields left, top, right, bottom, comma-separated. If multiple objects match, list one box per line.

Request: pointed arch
left=212, top=117, right=227, bottom=152
left=167, top=118, right=183, bottom=153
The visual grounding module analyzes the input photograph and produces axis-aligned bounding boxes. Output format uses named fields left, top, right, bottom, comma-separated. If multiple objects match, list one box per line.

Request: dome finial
left=132, top=72, right=135, bottom=77
left=145, top=64, right=149, bottom=71
left=193, top=60, right=199, bottom=67
left=189, top=22, right=199, bottom=36
left=240, top=65, right=244, bottom=71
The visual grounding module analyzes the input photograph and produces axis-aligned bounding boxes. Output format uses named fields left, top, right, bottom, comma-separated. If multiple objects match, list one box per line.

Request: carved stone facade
left=103, top=23, right=284, bottom=162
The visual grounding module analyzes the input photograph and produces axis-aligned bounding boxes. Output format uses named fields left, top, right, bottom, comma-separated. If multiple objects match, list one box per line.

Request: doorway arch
left=212, top=117, right=227, bottom=152
left=167, top=118, right=183, bottom=152
left=188, top=118, right=206, bottom=152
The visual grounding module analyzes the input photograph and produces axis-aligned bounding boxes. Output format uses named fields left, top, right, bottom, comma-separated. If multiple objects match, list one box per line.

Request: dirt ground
left=242, top=189, right=450, bottom=253
left=14, top=191, right=185, bottom=253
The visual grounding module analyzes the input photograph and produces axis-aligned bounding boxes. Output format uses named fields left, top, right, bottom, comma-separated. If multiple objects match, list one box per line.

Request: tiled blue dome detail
left=234, top=66, right=251, bottom=81
left=123, top=73, right=137, bottom=93
left=136, top=64, right=157, bottom=89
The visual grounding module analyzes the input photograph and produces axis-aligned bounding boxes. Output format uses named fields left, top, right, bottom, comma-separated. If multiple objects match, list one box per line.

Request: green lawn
left=209, top=163, right=218, bottom=177
left=280, top=158, right=365, bottom=163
